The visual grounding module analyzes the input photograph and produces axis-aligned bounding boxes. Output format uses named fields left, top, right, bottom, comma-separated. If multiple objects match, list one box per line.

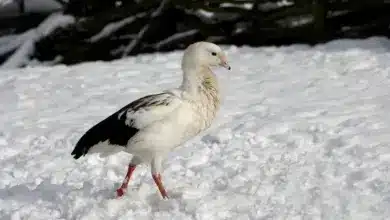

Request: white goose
left=71, top=41, right=231, bottom=199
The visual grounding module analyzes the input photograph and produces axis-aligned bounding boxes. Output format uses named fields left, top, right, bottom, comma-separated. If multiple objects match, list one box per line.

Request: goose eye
left=211, top=52, right=217, bottom=56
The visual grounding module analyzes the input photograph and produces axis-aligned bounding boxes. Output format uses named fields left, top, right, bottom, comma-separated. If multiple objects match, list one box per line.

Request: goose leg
left=116, top=156, right=141, bottom=197
left=151, top=156, right=169, bottom=199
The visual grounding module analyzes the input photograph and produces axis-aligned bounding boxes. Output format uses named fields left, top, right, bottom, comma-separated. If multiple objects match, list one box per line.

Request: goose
left=71, top=41, right=231, bottom=199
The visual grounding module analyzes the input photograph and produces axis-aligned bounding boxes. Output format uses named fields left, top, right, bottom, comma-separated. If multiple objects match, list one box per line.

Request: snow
left=0, top=0, right=13, bottom=6
left=260, top=0, right=294, bottom=11
left=24, top=0, right=63, bottom=13
left=0, top=12, right=75, bottom=69
left=220, top=2, right=253, bottom=10
left=1, top=37, right=390, bottom=219
left=279, top=16, right=314, bottom=28
left=0, top=30, right=36, bottom=56
left=0, top=0, right=62, bottom=17
left=196, top=9, right=214, bottom=19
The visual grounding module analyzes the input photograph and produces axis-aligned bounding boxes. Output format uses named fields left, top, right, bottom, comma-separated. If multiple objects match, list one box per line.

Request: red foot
left=116, top=188, right=126, bottom=197
left=152, top=173, right=169, bottom=199
left=116, top=164, right=137, bottom=198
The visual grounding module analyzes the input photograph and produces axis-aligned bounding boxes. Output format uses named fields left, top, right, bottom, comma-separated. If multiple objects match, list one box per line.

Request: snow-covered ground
left=1, top=37, right=390, bottom=220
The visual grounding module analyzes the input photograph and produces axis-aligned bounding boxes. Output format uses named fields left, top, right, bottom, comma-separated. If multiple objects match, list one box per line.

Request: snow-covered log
left=1, top=12, right=74, bottom=69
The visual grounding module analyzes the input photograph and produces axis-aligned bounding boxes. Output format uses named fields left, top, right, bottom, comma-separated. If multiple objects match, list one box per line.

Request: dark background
left=1, top=0, right=390, bottom=67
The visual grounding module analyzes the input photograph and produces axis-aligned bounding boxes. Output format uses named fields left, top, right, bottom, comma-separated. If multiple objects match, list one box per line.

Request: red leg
left=116, top=164, right=137, bottom=197
left=152, top=173, right=168, bottom=199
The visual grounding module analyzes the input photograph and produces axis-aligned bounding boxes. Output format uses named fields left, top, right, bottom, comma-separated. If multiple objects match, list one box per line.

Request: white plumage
left=71, top=41, right=231, bottom=199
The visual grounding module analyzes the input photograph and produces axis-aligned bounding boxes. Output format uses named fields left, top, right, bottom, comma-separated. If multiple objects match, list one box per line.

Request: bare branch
left=89, top=12, right=148, bottom=43
left=121, top=0, right=170, bottom=57
left=154, top=29, right=199, bottom=50
left=52, top=0, right=68, bottom=6
left=16, top=0, right=25, bottom=14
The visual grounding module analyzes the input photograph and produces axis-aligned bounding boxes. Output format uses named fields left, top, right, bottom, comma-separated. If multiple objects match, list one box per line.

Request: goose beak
left=219, top=55, right=231, bottom=70
left=220, top=61, right=231, bottom=70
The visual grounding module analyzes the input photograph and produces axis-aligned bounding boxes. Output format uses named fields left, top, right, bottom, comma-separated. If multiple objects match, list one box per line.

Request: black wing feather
left=71, top=93, right=170, bottom=159
left=71, top=102, right=139, bottom=159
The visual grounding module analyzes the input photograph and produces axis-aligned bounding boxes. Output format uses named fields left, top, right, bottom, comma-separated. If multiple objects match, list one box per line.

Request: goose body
left=71, top=41, right=230, bottom=198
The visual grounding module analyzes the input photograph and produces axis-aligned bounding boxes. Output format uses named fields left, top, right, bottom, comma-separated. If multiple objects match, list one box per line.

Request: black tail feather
left=71, top=108, right=139, bottom=159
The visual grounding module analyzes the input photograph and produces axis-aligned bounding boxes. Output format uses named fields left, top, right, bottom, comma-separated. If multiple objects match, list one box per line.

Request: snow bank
left=0, top=12, right=75, bottom=69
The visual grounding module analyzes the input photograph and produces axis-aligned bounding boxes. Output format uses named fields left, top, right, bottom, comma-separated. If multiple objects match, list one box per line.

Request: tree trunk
left=312, top=0, right=327, bottom=43
left=17, top=0, right=25, bottom=15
